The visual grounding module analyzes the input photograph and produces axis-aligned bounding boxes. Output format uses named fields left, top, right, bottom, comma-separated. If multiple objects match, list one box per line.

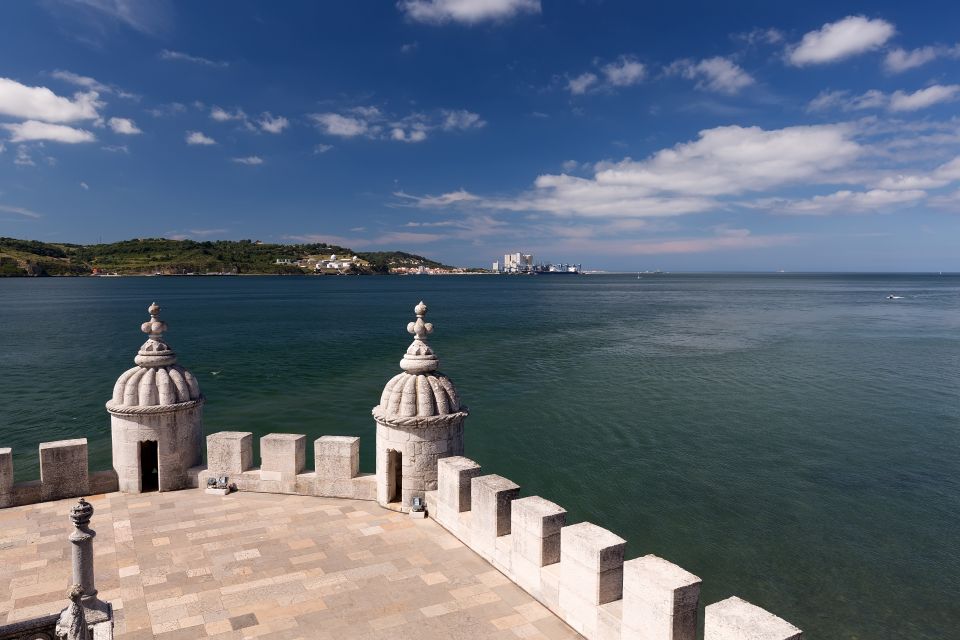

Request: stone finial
left=69, top=497, right=93, bottom=529
left=134, top=302, right=177, bottom=367
left=63, top=584, right=90, bottom=640
left=400, top=301, right=439, bottom=374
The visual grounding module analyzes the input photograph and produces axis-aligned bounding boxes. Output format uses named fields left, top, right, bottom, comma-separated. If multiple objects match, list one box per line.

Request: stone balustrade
left=198, top=431, right=375, bottom=501
left=0, top=441, right=118, bottom=509
left=432, top=456, right=803, bottom=640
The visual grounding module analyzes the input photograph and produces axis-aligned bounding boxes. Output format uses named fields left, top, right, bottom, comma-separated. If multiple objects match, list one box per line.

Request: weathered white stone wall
left=432, top=456, right=803, bottom=640
left=374, top=416, right=464, bottom=511
left=0, top=441, right=118, bottom=509
left=109, top=404, right=203, bottom=493
left=197, top=431, right=376, bottom=501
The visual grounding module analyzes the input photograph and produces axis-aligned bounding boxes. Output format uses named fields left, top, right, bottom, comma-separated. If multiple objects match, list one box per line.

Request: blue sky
left=1, top=0, right=959, bottom=270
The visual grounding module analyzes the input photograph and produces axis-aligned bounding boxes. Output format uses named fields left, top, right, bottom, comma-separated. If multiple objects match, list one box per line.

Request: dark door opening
left=140, top=440, right=159, bottom=492
left=386, top=449, right=401, bottom=503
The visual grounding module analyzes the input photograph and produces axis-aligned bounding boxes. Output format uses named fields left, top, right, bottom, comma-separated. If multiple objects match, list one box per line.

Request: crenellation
left=623, top=554, right=702, bottom=640
left=315, top=435, right=359, bottom=479
left=471, top=474, right=521, bottom=541
left=39, top=438, right=89, bottom=502
left=207, top=431, right=253, bottom=475
left=259, top=433, right=306, bottom=481
left=705, top=596, right=803, bottom=640
left=559, top=522, right=627, bottom=637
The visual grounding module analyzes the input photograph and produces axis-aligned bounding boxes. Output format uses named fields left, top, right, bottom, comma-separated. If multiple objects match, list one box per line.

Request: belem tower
left=0, top=301, right=803, bottom=640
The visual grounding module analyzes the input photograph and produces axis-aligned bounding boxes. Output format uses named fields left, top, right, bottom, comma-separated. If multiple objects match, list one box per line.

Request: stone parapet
left=206, top=431, right=253, bottom=475
left=40, top=439, right=90, bottom=502
left=260, top=433, right=306, bottom=481
left=0, top=442, right=117, bottom=509
left=315, top=436, right=359, bottom=479
left=195, top=431, right=376, bottom=502
left=431, top=454, right=803, bottom=640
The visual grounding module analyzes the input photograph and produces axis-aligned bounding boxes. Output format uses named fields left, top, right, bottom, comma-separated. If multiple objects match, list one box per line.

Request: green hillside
left=0, top=237, right=453, bottom=276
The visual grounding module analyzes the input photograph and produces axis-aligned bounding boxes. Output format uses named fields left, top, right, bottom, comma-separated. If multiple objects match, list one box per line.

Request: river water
left=1, top=273, right=957, bottom=638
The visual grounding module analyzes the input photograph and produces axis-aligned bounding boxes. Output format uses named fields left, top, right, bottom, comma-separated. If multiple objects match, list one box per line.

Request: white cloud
left=210, top=106, right=247, bottom=122
left=313, top=144, right=333, bottom=154
left=889, top=85, right=959, bottom=112
left=14, top=146, right=35, bottom=166
left=185, top=131, right=216, bottom=145
left=159, top=49, right=228, bottom=68
left=788, top=16, right=895, bottom=66
left=808, top=89, right=886, bottom=112
left=398, top=0, right=540, bottom=25
left=0, top=142, right=4, bottom=154
left=391, top=127, right=428, bottom=143
left=108, top=117, right=141, bottom=134
left=147, top=102, right=186, bottom=117
left=766, top=189, right=926, bottom=215
left=3, top=120, right=95, bottom=143
left=735, top=27, right=785, bottom=46
left=873, top=156, right=960, bottom=190
left=311, top=106, right=483, bottom=142
left=259, top=112, right=289, bottom=134
left=405, top=124, right=862, bottom=218
left=0, top=203, right=41, bottom=217
left=80, top=181, right=89, bottom=190
left=56, top=0, right=173, bottom=36
left=231, top=156, right=263, bottom=165
left=884, top=47, right=940, bottom=73
left=51, top=70, right=108, bottom=93
left=394, top=189, right=480, bottom=207
left=668, top=57, right=754, bottom=94
left=567, top=73, right=598, bottom=95
left=0, top=77, right=101, bottom=123
left=101, top=144, right=128, bottom=153
left=401, top=42, right=419, bottom=53
left=440, top=109, right=485, bottom=130
left=311, top=112, right=372, bottom=138
left=602, top=57, right=646, bottom=87
left=51, top=69, right=137, bottom=99
left=807, top=86, right=958, bottom=112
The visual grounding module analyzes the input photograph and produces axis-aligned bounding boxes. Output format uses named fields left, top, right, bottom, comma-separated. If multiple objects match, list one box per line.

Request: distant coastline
left=0, top=236, right=479, bottom=277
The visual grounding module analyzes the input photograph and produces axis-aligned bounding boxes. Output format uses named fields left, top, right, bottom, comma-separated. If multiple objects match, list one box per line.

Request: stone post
left=67, top=498, right=108, bottom=623
left=0, top=447, right=12, bottom=509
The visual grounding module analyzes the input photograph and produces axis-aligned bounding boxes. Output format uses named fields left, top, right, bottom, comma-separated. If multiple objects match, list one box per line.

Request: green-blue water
left=1, top=274, right=958, bottom=639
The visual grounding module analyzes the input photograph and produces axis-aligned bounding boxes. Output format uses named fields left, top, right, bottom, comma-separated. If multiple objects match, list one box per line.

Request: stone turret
left=373, top=301, right=468, bottom=511
left=107, top=303, right=204, bottom=493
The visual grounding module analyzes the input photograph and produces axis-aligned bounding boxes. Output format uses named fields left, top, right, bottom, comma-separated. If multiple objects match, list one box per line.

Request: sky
left=1, top=0, right=959, bottom=271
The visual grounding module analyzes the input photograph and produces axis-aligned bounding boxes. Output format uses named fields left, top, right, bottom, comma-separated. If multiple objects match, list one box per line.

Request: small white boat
left=886, top=295, right=903, bottom=300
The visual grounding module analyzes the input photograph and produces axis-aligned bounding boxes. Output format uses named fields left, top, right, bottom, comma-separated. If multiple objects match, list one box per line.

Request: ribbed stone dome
left=373, top=301, right=468, bottom=422
left=378, top=371, right=461, bottom=418
left=106, top=302, right=203, bottom=412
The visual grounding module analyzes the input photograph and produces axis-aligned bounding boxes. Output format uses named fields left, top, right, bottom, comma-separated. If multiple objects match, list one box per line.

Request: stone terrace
left=0, top=490, right=581, bottom=639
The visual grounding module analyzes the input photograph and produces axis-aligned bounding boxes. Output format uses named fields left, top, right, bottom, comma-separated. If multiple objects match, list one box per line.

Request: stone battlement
left=0, top=441, right=118, bottom=509
left=430, top=455, right=803, bottom=640
left=196, top=431, right=376, bottom=501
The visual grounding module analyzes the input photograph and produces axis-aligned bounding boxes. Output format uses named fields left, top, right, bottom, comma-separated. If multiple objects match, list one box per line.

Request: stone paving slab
left=0, top=489, right=581, bottom=639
